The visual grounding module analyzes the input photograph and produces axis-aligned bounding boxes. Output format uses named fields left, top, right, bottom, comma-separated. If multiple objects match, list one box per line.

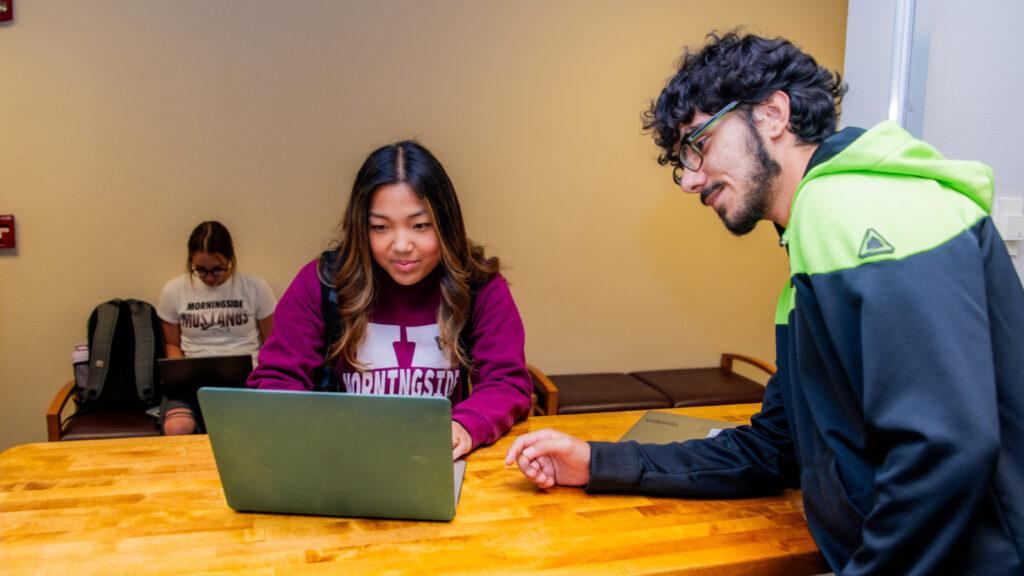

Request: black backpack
left=314, top=250, right=475, bottom=396
left=78, top=298, right=165, bottom=410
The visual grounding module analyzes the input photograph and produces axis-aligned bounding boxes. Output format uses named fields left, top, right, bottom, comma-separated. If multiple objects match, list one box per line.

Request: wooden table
left=1, top=403, right=827, bottom=575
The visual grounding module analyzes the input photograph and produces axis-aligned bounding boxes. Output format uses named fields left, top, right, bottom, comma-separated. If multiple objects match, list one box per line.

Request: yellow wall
left=0, top=1, right=847, bottom=450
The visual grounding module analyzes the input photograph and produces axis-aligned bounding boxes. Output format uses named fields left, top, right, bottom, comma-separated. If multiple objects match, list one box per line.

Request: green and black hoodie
left=588, top=121, right=1024, bottom=575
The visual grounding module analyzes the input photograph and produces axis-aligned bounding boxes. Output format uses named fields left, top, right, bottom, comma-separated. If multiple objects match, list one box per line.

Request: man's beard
left=719, top=123, right=781, bottom=236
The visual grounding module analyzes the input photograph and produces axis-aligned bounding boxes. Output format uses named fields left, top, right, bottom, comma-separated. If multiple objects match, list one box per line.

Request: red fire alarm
left=0, top=0, right=13, bottom=23
left=0, top=215, right=15, bottom=248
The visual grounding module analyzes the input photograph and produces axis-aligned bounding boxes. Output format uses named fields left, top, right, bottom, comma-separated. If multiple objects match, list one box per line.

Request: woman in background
left=157, top=220, right=277, bottom=435
left=248, top=141, right=531, bottom=459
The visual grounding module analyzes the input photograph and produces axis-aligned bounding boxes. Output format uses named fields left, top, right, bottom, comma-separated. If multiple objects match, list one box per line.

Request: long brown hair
left=321, top=141, right=499, bottom=370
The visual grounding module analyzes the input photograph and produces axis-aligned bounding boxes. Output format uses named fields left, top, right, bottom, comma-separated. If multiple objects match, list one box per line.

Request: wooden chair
left=528, top=364, right=558, bottom=416
left=47, top=380, right=161, bottom=441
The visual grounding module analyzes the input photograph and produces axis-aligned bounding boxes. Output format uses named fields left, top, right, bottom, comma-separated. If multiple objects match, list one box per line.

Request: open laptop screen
left=198, top=387, right=464, bottom=522
left=157, top=355, right=253, bottom=397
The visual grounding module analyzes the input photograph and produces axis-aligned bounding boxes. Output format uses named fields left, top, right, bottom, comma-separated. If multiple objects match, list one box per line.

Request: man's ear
left=756, top=90, right=791, bottom=140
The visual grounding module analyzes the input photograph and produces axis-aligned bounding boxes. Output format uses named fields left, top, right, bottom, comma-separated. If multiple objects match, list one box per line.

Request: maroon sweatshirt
left=248, top=259, right=532, bottom=449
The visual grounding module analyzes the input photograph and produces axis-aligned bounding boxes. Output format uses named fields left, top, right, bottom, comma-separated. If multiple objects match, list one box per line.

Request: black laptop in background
left=157, top=355, right=253, bottom=397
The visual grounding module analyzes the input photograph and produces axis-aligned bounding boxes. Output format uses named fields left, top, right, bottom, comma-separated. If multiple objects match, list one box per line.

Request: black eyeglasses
left=192, top=266, right=228, bottom=278
left=672, top=100, right=741, bottom=185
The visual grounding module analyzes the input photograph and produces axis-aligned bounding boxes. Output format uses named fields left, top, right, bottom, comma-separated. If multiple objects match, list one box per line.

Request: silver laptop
left=197, top=387, right=466, bottom=521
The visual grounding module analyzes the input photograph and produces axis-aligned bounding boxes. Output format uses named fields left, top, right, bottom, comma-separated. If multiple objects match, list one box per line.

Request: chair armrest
left=527, top=364, right=558, bottom=416
left=47, top=380, right=77, bottom=442
left=720, top=353, right=776, bottom=376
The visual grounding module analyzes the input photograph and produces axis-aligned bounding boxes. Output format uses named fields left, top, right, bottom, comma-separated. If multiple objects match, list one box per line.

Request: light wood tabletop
left=1, top=403, right=827, bottom=575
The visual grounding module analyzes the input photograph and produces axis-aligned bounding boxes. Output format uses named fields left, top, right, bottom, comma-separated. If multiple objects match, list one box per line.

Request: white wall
left=843, top=0, right=1024, bottom=279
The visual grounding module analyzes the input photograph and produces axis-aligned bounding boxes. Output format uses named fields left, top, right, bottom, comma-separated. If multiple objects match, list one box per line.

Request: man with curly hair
left=507, top=32, right=1024, bottom=575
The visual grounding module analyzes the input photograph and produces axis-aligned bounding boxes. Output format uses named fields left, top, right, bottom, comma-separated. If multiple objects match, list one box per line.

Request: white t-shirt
left=157, top=271, right=277, bottom=360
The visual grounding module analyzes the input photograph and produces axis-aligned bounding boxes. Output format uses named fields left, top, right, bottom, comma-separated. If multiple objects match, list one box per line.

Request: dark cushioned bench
left=543, top=372, right=673, bottom=415
left=530, top=353, right=773, bottom=416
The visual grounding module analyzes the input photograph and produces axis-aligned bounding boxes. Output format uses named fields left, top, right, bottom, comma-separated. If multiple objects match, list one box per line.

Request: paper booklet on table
left=619, top=410, right=742, bottom=443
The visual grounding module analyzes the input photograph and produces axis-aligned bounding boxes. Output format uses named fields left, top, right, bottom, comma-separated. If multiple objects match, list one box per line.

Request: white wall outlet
left=992, top=196, right=1024, bottom=256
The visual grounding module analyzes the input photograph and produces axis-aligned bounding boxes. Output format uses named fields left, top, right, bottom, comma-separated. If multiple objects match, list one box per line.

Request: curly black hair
left=644, top=31, right=847, bottom=165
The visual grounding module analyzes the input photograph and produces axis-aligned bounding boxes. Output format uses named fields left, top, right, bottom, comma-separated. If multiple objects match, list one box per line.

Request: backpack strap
left=83, top=299, right=122, bottom=401
left=126, top=299, right=157, bottom=403
left=316, top=249, right=344, bottom=392
left=456, top=288, right=478, bottom=400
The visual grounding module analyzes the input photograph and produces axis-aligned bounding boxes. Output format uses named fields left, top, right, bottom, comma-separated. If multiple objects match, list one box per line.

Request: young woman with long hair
left=248, top=141, right=532, bottom=459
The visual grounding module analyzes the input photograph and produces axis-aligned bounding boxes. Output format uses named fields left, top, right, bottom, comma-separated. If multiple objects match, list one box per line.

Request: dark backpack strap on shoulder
left=456, top=287, right=478, bottom=400
left=316, top=249, right=344, bottom=392
left=83, top=299, right=121, bottom=401
left=126, top=299, right=157, bottom=403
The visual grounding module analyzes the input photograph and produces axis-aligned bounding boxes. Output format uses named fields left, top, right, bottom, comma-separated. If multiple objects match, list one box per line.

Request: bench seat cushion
left=548, top=372, right=672, bottom=415
left=628, top=368, right=765, bottom=408
left=61, top=409, right=160, bottom=441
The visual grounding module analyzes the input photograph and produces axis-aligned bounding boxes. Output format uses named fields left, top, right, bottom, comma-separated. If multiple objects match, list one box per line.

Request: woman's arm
left=257, top=315, right=274, bottom=344
left=247, top=261, right=326, bottom=391
left=162, top=321, right=184, bottom=359
left=451, top=273, right=532, bottom=450
left=253, top=275, right=278, bottom=346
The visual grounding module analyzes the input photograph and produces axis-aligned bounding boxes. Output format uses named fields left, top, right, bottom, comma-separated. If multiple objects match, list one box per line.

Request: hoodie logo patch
left=858, top=228, right=895, bottom=258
